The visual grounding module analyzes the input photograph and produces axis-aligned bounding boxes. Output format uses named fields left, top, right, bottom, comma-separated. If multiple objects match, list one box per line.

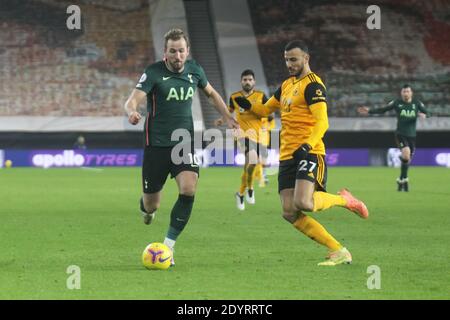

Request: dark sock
left=167, top=194, right=195, bottom=241
left=400, top=157, right=409, bottom=179
left=140, top=197, right=152, bottom=213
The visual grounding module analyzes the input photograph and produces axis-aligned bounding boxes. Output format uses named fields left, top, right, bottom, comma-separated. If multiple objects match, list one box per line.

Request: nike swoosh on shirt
left=163, top=76, right=171, bottom=80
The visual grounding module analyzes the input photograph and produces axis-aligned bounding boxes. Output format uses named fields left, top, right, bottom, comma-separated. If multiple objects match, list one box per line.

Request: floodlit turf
left=0, top=166, right=449, bottom=299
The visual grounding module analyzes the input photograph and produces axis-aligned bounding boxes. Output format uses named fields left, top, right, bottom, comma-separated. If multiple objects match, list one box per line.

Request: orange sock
left=293, top=214, right=343, bottom=251
left=313, top=192, right=346, bottom=212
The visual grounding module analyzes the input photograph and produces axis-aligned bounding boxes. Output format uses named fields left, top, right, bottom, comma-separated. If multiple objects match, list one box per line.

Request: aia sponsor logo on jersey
left=166, top=87, right=195, bottom=101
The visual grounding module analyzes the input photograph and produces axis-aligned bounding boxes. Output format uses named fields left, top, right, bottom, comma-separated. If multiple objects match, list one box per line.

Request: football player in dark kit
left=124, top=28, right=238, bottom=266
left=358, top=84, right=430, bottom=191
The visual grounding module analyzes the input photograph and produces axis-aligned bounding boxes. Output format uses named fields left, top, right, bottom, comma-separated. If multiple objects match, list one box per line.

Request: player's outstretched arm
left=214, top=99, right=235, bottom=126
left=202, top=83, right=239, bottom=129
left=360, top=101, right=395, bottom=115
left=357, top=106, right=370, bottom=115
left=234, top=96, right=279, bottom=117
left=124, top=89, right=146, bottom=125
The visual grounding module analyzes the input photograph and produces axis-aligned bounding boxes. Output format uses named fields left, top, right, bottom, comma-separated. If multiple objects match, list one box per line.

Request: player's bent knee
left=179, top=185, right=196, bottom=197
left=400, top=155, right=410, bottom=163
left=401, top=149, right=411, bottom=161
left=293, top=198, right=313, bottom=212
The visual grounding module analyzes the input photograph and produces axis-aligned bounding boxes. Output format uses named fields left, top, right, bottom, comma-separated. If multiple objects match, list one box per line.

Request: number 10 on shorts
left=188, top=153, right=200, bottom=167
left=298, top=160, right=317, bottom=172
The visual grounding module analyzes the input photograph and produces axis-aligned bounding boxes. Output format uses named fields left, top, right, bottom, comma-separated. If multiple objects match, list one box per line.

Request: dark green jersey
left=135, top=60, right=208, bottom=146
left=369, top=98, right=430, bottom=137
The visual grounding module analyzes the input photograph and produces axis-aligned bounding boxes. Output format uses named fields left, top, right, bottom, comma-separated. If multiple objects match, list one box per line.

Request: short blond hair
left=164, top=28, right=190, bottom=49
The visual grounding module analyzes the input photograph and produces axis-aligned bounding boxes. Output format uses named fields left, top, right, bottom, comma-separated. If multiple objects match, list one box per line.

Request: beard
left=243, top=84, right=253, bottom=92
left=289, top=64, right=304, bottom=77
left=295, top=65, right=304, bottom=77
left=168, top=59, right=184, bottom=72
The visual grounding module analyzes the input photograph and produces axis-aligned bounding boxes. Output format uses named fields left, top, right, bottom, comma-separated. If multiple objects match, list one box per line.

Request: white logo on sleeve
left=139, top=73, right=147, bottom=83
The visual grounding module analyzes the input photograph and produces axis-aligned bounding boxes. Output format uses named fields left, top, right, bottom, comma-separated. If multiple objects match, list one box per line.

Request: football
left=142, top=242, right=172, bottom=270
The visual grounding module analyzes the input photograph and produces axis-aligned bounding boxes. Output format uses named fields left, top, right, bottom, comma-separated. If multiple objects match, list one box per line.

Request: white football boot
left=246, top=189, right=255, bottom=205
left=236, top=192, right=245, bottom=210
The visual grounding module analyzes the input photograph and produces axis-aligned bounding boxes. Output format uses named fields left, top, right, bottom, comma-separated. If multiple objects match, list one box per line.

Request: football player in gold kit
left=216, top=69, right=271, bottom=210
left=234, top=41, right=369, bottom=266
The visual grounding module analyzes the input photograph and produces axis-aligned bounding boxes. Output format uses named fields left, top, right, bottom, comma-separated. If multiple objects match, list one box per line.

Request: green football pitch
left=0, top=166, right=449, bottom=299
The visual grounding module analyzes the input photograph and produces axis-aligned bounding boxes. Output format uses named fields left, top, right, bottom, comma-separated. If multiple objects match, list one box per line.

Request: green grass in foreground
left=0, top=166, right=449, bottom=299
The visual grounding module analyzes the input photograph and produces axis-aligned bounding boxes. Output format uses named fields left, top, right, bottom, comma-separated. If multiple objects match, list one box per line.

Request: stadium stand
left=248, top=0, right=450, bottom=116
left=0, top=0, right=448, bottom=131
left=0, top=0, right=153, bottom=116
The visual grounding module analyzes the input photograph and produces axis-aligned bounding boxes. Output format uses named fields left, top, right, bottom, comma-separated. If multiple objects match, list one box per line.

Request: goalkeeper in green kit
left=358, top=84, right=430, bottom=192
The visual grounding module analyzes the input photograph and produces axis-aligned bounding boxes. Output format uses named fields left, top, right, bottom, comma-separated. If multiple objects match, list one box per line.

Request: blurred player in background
left=358, top=84, right=430, bottom=191
left=215, top=69, right=272, bottom=210
left=234, top=40, right=369, bottom=266
left=124, top=28, right=238, bottom=265
left=73, top=135, right=87, bottom=150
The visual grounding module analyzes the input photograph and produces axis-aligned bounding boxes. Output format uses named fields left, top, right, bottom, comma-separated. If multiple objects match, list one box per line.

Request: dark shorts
left=278, top=153, right=327, bottom=193
left=395, top=133, right=416, bottom=155
left=238, top=137, right=267, bottom=157
left=142, top=143, right=199, bottom=194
